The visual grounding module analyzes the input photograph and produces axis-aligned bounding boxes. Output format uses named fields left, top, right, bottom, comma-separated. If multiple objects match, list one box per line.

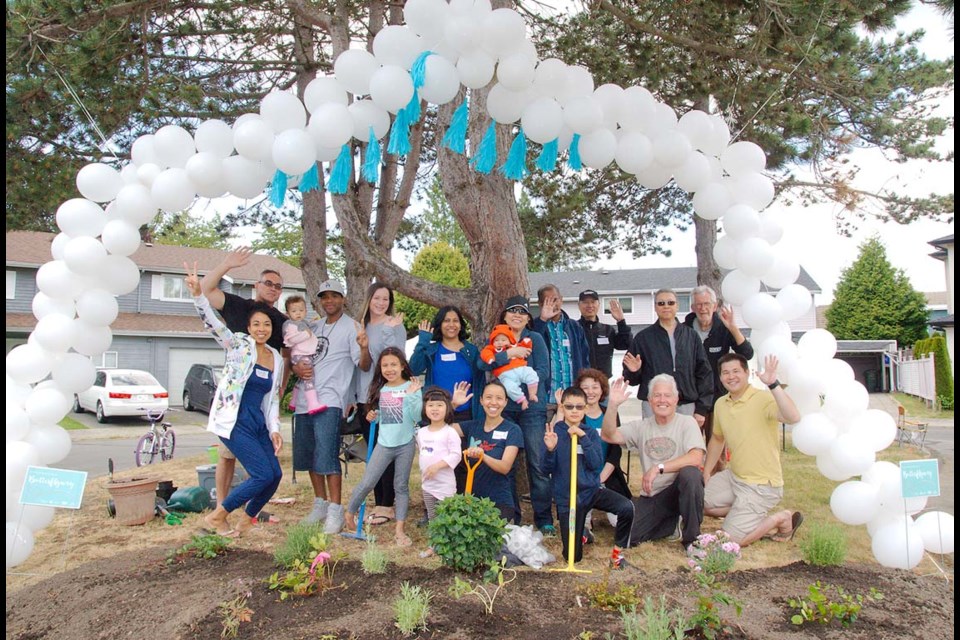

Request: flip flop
left=396, top=535, right=413, bottom=548
left=770, top=511, right=804, bottom=543
left=199, top=526, right=238, bottom=538
left=257, top=511, right=280, bottom=524
left=365, top=513, right=394, bottom=526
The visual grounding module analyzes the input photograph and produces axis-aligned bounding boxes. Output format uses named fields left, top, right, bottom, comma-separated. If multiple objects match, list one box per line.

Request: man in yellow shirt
left=703, top=353, right=803, bottom=547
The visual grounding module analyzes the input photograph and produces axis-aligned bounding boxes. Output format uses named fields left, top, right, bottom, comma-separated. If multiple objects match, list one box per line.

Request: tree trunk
left=694, top=215, right=722, bottom=296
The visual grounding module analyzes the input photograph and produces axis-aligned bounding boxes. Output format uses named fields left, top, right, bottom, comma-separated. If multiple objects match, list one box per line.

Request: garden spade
left=462, top=450, right=484, bottom=495
left=341, top=419, right=378, bottom=540
left=550, top=432, right=591, bottom=574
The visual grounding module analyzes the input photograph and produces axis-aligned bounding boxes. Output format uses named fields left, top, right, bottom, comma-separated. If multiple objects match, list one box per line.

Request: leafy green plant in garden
left=799, top=523, right=847, bottom=566
left=218, top=592, right=253, bottom=638
left=169, top=533, right=231, bottom=561
left=394, top=581, right=432, bottom=637
left=685, top=531, right=741, bottom=575
left=686, top=573, right=743, bottom=640
left=273, top=524, right=327, bottom=569
left=619, top=597, right=686, bottom=640
left=789, top=581, right=883, bottom=628
left=428, top=494, right=506, bottom=572
left=579, top=575, right=643, bottom=611
left=361, top=537, right=388, bottom=575
left=449, top=557, right=517, bottom=615
left=267, top=532, right=345, bottom=600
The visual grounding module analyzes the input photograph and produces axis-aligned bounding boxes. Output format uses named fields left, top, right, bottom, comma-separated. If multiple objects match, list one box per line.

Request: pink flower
left=309, top=551, right=332, bottom=576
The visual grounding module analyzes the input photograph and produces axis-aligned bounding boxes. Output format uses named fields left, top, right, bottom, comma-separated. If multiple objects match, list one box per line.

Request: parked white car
left=73, top=369, right=170, bottom=423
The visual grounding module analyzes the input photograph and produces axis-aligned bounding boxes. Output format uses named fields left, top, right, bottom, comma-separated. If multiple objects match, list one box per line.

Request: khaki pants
left=704, top=470, right=782, bottom=543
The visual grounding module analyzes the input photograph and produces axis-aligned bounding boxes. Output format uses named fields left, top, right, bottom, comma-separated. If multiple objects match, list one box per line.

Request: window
left=675, top=293, right=692, bottom=315
left=151, top=274, right=192, bottom=302
left=6, top=271, right=15, bottom=299
left=602, top=297, right=633, bottom=314
left=94, top=352, right=119, bottom=369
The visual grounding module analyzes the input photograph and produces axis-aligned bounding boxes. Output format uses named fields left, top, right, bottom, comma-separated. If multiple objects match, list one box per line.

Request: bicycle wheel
left=135, top=432, right=156, bottom=467
left=160, top=430, right=176, bottom=461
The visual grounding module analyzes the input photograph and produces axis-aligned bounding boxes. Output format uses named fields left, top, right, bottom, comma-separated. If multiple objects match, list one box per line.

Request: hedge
left=913, top=335, right=954, bottom=409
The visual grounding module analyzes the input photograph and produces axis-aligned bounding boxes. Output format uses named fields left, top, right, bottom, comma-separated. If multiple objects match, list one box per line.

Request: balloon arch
left=6, top=0, right=952, bottom=568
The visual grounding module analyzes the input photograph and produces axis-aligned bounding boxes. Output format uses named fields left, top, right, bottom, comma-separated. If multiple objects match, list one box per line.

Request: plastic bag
left=503, top=524, right=556, bottom=569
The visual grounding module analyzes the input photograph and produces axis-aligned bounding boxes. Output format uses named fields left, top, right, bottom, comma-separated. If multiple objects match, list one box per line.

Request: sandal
left=365, top=513, right=394, bottom=526
left=257, top=511, right=280, bottom=524
left=771, top=511, right=804, bottom=542
left=396, top=534, right=413, bottom=548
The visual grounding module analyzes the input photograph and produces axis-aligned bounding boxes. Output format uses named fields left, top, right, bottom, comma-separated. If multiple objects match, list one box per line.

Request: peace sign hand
left=183, top=262, right=202, bottom=297
left=385, top=313, right=405, bottom=328
left=355, top=322, right=369, bottom=349
left=543, top=422, right=558, bottom=452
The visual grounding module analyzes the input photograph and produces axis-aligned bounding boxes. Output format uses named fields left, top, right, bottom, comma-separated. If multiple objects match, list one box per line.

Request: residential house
left=928, top=234, right=954, bottom=365
left=6, top=231, right=305, bottom=406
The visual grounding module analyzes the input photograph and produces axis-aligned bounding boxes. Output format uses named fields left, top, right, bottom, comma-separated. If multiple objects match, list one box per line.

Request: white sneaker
left=301, top=498, right=328, bottom=525
left=324, top=503, right=344, bottom=534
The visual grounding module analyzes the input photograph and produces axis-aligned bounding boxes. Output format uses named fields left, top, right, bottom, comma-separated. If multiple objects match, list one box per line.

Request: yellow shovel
left=550, top=432, right=591, bottom=574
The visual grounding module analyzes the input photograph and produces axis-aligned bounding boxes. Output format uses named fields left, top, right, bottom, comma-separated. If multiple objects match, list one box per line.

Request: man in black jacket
left=622, top=289, right=713, bottom=428
left=577, top=290, right=633, bottom=378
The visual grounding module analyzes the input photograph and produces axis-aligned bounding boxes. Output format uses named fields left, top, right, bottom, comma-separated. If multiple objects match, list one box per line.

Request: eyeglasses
left=692, top=301, right=713, bottom=309
left=562, top=403, right=586, bottom=411
left=506, top=306, right=528, bottom=315
left=259, top=279, right=283, bottom=291
left=656, top=300, right=677, bottom=307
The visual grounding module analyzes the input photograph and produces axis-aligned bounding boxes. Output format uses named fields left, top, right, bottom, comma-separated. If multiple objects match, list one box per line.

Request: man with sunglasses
left=201, top=247, right=291, bottom=520
left=622, top=288, right=713, bottom=427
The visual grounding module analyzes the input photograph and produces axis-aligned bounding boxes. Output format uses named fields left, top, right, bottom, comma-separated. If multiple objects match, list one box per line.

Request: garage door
left=168, top=348, right=225, bottom=407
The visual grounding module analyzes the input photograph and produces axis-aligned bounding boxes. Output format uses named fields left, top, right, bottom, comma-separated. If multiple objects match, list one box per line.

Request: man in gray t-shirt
left=292, top=280, right=360, bottom=534
left=602, top=374, right=705, bottom=550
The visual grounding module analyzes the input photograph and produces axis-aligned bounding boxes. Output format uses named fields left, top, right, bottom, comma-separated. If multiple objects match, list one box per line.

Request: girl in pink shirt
left=416, top=387, right=462, bottom=557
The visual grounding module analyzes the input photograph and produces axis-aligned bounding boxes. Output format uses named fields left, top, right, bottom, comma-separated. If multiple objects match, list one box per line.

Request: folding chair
left=338, top=408, right=368, bottom=475
left=896, top=404, right=928, bottom=449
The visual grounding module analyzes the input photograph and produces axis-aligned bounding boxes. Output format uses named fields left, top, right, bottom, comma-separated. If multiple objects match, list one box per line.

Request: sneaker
left=323, top=504, right=344, bottom=534
left=539, top=524, right=557, bottom=538
left=301, top=498, right=328, bottom=525
left=583, top=528, right=595, bottom=545
left=609, top=548, right=628, bottom=570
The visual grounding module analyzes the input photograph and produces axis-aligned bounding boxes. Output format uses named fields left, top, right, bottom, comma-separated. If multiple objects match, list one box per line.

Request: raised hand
left=407, top=376, right=423, bottom=394
left=539, top=294, right=561, bottom=321
left=609, top=298, right=625, bottom=321
left=758, top=354, right=780, bottom=386
left=451, top=381, right=473, bottom=408
left=222, top=247, right=253, bottom=271
left=385, top=313, right=405, bottom=328
left=608, top=378, right=633, bottom=406
left=183, top=261, right=202, bottom=297
left=355, top=322, right=369, bottom=350
left=719, top=304, right=736, bottom=328
left=418, top=318, right=432, bottom=333
left=622, top=352, right=643, bottom=373
left=543, top=422, right=558, bottom=452
left=554, top=389, right=564, bottom=406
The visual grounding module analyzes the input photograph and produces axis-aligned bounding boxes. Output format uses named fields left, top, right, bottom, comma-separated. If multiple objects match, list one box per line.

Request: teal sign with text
left=899, top=459, right=940, bottom=499
left=19, top=466, right=88, bottom=509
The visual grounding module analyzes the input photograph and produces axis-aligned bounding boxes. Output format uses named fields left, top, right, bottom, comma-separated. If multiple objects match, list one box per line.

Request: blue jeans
left=292, top=409, right=342, bottom=475
left=504, top=407, right=552, bottom=528
left=220, top=422, right=282, bottom=517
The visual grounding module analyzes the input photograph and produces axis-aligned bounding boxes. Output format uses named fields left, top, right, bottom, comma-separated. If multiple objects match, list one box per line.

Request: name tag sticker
left=440, top=353, right=457, bottom=362
left=256, top=368, right=270, bottom=378
left=709, top=346, right=723, bottom=353
left=492, top=431, right=508, bottom=440
left=597, top=336, right=610, bottom=345
left=562, top=339, right=570, bottom=347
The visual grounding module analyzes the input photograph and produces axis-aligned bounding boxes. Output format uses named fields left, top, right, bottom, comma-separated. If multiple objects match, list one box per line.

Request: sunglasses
left=562, top=403, right=586, bottom=411
left=656, top=300, right=677, bottom=307
left=259, top=279, right=283, bottom=291
left=506, top=306, right=529, bottom=315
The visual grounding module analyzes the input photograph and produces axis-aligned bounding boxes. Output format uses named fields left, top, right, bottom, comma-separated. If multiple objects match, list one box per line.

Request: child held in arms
left=282, top=296, right=325, bottom=415
left=480, top=324, right=539, bottom=410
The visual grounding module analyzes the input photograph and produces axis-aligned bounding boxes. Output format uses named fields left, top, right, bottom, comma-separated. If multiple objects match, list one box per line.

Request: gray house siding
left=7, top=267, right=37, bottom=314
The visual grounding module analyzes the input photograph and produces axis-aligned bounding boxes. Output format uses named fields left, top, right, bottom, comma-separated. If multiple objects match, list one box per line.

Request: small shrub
left=449, top=557, right=517, bottom=615
left=169, top=533, right=231, bottom=561
left=361, top=539, right=388, bottom=575
left=273, top=523, right=326, bottom=569
left=789, top=581, right=883, bottom=628
left=394, top=581, right=432, bottom=637
left=218, top=594, right=254, bottom=638
left=268, top=534, right=346, bottom=600
left=687, top=573, right=743, bottom=640
left=579, top=578, right=643, bottom=611
left=800, top=523, right=847, bottom=566
left=428, top=494, right=506, bottom=572
left=620, top=597, right=686, bottom=640
left=686, top=531, right=741, bottom=575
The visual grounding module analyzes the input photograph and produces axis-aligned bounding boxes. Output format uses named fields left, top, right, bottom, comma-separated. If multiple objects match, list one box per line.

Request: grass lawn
left=892, top=392, right=954, bottom=420
left=58, top=416, right=88, bottom=430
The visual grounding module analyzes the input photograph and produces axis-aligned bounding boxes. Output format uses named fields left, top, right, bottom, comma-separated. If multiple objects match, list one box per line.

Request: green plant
left=789, top=581, right=883, bottom=628
left=800, top=523, right=847, bottom=566
left=169, top=533, right=231, bottom=561
left=685, top=531, right=741, bottom=575
left=394, top=581, right=432, bottom=637
left=428, top=494, right=506, bottom=573
left=449, top=557, right=517, bottom=615
left=915, top=335, right=954, bottom=408
left=361, top=539, right=388, bottom=575
left=218, top=593, right=254, bottom=638
left=686, top=573, right=743, bottom=640
left=267, top=533, right=346, bottom=600
left=579, top=575, right=643, bottom=611
left=619, top=597, right=686, bottom=640
left=937, top=394, right=954, bottom=411
left=273, top=523, right=327, bottom=569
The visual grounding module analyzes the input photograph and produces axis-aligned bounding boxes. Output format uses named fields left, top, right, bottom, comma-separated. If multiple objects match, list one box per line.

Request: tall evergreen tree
left=825, top=236, right=929, bottom=347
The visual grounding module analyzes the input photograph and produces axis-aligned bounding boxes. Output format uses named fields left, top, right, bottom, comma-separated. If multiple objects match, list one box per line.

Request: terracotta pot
left=106, top=477, right=158, bottom=525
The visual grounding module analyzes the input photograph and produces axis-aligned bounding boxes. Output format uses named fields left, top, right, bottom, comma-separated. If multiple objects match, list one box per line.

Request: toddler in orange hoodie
left=480, top=324, right=540, bottom=409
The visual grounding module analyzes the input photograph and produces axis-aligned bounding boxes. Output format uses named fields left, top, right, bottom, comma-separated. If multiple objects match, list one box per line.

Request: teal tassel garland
left=268, top=169, right=287, bottom=207
left=298, top=164, right=320, bottom=194
left=536, top=138, right=559, bottom=173
left=442, top=99, right=469, bottom=154
left=402, top=90, right=421, bottom=125
left=362, top=126, right=381, bottom=183
left=411, top=51, right=432, bottom=89
left=470, top=122, right=498, bottom=174
left=568, top=133, right=583, bottom=170
left=387, top=109, right=411, bottom=156
left=328, top=144, right=352, bottom=195
left=500, top=128, right=528, bottom=180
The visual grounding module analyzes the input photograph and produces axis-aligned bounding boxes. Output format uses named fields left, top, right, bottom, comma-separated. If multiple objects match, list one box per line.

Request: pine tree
left=394, top=242, right=472, bottom=336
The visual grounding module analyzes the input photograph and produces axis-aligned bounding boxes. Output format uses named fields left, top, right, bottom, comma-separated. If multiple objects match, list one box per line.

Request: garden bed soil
left=5, top=546, right=953, bottom=639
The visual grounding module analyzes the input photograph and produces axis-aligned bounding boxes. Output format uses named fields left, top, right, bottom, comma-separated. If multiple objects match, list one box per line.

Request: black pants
left=451, top=409, right=472, bottom=495
left=630, top=466, right=704, bottom=548
left=558, top=487, right=635, bottom=563
left=358, top=403, right=394, bottom=508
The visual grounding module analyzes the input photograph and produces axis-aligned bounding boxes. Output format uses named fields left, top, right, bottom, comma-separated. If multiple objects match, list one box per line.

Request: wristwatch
left=767, top=380, right=781, bottom=390
left=658, top=463, right=665, bottom=474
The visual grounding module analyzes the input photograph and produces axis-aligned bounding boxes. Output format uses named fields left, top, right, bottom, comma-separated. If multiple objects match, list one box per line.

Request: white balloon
left=820, top=358, right=855, bottom=391
left=558, top=65, right=595, bottom=102
left=761, top=254, right=801, bottom=289
left=131, top=134, right=163, bottom=168
left=651, top=102, right=679, bottom=131
left=62, top=236, right=107, bottom=277
left=114, top=183, right=158, bottom=226
left=49, top=232, right=72, bottom=260
left=521, top=97, right=563, bottom=144
left=729, top=172, right=776, bottom=210
left=406, top=0, right=451, bottom=43
left=7, top=376, right=34, bottom=409
left=222, top=156, right=270, bottom=200
left=496, top=53, right=536, bottom=91
left=700, top=115, right=731, bottom=156
left=6, top=406, right=30, bottom=442
left=260, top=91, right=307, bottom=133
left=614, top=132, right=653, bottom=175
left=722, top=204, right=761, bottom=240
left=777, top=284, right=812, bottom=321
left=368, top=65, right=415, bottom=113
left=233, top=118, right=275, bottom=161
left=99, top=255, right=140, bottom=296
left=272, top=129, right=317, bottom=175
left=185, top=152, right=225, bottom=191
left=481, top=8, right=525, bottom=57
left=721, top=140, right=766, bottom=177
left=76, top=163, right=123, bottom=203
left=533, top=58, right=568, bottom=98
left=790, top=412, right=838, bottom=456
left=151, top=168, right=196, bottom=213
left=75, top=288, right=119, bottom=326
left=872, top=520, right=924, bottom=569
left=7, top=503, right=55, bottom=533
left=635, top=163, right=674, bottom=190
left=119, top=164, right=139, bottom=186
left=712, top=235, right=741, bottom=270
left=6, top=522, right=35, bottom=569
left=578, top=128, right=617, bottom=169
left=194, top=119, right=234, bottom=158
left=847, top=409, right=898, bottom=453
left=758, top=210, right=785, bottom=244
left=816, top=451, right=854, bottom=482
left=672, top=151, right=712, bottom=193
left=736, top=237, right=776, bottom=277
left=304, top=76, right=349, bottom=113
left=741, top=293, right=782, bottom=330
left=136, top=163, right=162, bottom=188
left=444, top=15, right=483, bottom=55
left=863, top=460, right=899, bottom=486
left=692, top=181, right=732, bottom=221
left=56, top=198, right=105, bottom=238
left=457, top=50, right=496, bottom=89
left=308, top=103, right=354, bottom=149
left=915, top=511, right=954, bottom=554
left=823, top=380, right=870, bottom=425
left=830, top=481, right=880, bottom=525
left=651, top=130, right=692, bottom=167
left=334, top=48, right=380, bottom=96
left=153, top=125, right=196, bottom=168
left=720, top=270, right=761, bottom=306
left=53, top=353, right=97, bottom=394
left=232, top=112, right=262, bottom=130
left=798, top=329, right=838, bottom=361
left=348, top=100, right=391, bottom=141
left=419, top=55, right=461, bottom=105
left=5, top=344, right=54, bottom=384
left=562, top=95, right=603, bottom=135
left=828, top=432, right=876, bottom=477
left=99, top=219, right=141, bottom=257
left=30, top=313, right=76, bottom=354
left=31, top=292, right=75, bottom=320
left=617, top=85, right=655, bottom=131
left=25, top=424, right=72, bottom=465
left=35, top=261, right=77, bottom=300
left=24, top=387, right=71, bottom=426
left=70, top=321, right=113, bottom=357
left=373, top=25, right=423, bottom=69
left=486, top=83, right=531, bottom=124
left=677, top=110, right=715, bottom=152
left=757, top=335, right=799, bottom=377
left=593, top=84, right=624, bottom=130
